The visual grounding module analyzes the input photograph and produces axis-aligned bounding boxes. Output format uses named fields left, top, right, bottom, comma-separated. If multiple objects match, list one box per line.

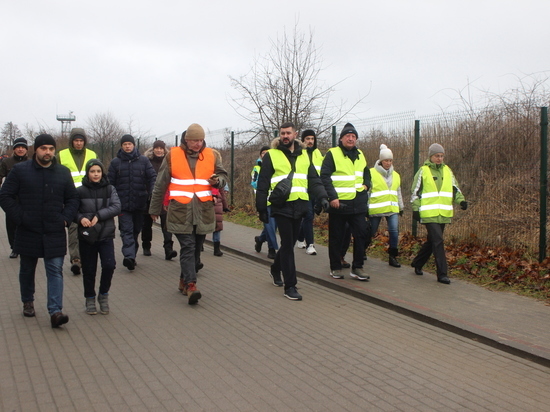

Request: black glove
left=315, top=198, right=330, bottom=215
left=223, top=207, right=231, bottom=213
left=399, top=210, right=404, bottom=216
left=460, top=201, right=468, bottom=210
left=259, top=210, right=269, bottom=224
left=413, top=211, right=420, bottom=222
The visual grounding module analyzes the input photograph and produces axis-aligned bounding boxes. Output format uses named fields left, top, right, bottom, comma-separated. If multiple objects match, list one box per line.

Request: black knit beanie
left=34, top=134, right=56, bottom=150
left=340, top=123, right=358, bottom=139
left=13, top=137, right=28, bottom=150
left=120, top=134, right=135, bottom=146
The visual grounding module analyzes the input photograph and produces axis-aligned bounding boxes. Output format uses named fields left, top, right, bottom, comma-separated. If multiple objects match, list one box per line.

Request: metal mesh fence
left=223, top=106, right=546, bottom=253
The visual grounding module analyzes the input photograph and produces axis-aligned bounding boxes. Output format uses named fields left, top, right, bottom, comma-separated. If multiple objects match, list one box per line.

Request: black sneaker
left=269, top=268, right=283, bottom=287
left=165, top=250, right=177, bottom=260
left=267, top=248, right=277, bottom=259
left=284, top=287, right=302, bottom=301
left=123, top=257, right=135, bottom=271
left=70, top=259, right=81, bottom=275
left=143, top=248, right=151, bottom=256
left=254, top=236, right=263, bottom=252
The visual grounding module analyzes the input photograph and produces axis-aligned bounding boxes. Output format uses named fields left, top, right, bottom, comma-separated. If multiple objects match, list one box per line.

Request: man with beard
left=255, top=122, right=327, bottom=301
left=295, top=129, right=323, bottom=256
left=0, top=134, right=79, bottom=327
left=149, top=124, right=228, bottom=305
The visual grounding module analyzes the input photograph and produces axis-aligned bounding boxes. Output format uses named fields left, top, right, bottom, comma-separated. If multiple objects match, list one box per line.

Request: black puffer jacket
left=255, top=138, right=327, bottom=219
left=77, top=159, right=122, bottom=240
left=107, top=147, right=156, bottom=212
left=0, top=157, right=79, bottom=258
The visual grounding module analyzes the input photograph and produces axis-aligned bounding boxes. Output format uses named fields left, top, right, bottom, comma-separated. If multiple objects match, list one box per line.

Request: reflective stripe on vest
left=327, top=147, right=367, bottom=200
left=419, top=165, right=453, bottom=218
left=58, top=148, right=97, bottom=188
left=268, top=149, right=310, bottom=202
left=369, top=168, right=400, bottom=214
left=168, top=147, right=215, bottom=204
left=312, top=148, right=324, bottom=175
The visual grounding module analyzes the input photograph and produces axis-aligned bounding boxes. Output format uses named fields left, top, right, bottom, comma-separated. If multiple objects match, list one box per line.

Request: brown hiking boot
left=23, top=301, right=35, bottom=317
left=178, top=278, right=185, bottom=293
left=185, top=282, right=202, bottom=305
left=50, top=312, right=69, bottom=328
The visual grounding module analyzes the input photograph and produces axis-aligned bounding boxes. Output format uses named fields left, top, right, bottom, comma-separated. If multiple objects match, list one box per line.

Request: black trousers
left=412, top=223, right=447, bottom=277
left=272, top=215, right=302, bottom=289
left=141, top=213, right=174, bottom=251
left=328, top=213, right=368, bottom=270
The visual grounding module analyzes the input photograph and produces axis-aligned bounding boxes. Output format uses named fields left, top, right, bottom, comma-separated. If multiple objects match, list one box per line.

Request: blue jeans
left=370, top=213, right=399, bottom=249
left=259, top=206, right=278, bottom=250
left=20, top=255, right=65, bottom=315
left=212, top=230, right=221, bottom=242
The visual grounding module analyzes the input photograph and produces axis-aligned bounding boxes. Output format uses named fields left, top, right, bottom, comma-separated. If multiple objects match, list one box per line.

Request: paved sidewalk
left=220, top=221, right=550, bottom=367
left=0, top=215, right=549, bottom=411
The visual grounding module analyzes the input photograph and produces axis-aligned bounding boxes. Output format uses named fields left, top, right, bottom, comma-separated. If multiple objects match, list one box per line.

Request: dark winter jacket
left=0, top=153, right=28, bottom=184
left=320, top=142, right=371, bottom=215
left=76, top=159, right=122, bottom=241
left=0, top=157, right=79, bottom=258
left=256, top=138, right=327, bottom=220
left=107, top=147, right=157, bottom=212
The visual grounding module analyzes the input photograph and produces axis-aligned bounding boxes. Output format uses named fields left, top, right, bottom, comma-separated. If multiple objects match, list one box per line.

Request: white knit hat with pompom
left=379, top=144, right=393, bottom=161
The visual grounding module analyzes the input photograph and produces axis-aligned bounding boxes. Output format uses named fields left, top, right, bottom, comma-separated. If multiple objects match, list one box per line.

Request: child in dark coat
left=77, top=159, right=121, bottom=314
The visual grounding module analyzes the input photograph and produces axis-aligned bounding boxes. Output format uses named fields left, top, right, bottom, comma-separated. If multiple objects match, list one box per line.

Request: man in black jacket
left=255, top=122, right=327, bottom=301
left=107, top=134, right=157, bottom=271
left=0, top=137, right=29, bottom=258
left=321, top=123, right=371, bottom=281
left=0, top=134, right=79, bottom=328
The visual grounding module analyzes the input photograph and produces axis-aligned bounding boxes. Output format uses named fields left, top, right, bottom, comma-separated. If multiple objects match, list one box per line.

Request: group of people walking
left=253, top=122, right=467, bottom=300
left=0, top=120, right=467, bottom=326
left=0, top=122, right=228, bottom=327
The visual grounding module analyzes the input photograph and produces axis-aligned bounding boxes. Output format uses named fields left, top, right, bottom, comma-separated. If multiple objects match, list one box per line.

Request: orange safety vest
left=168, top=147, right=215, bottom=204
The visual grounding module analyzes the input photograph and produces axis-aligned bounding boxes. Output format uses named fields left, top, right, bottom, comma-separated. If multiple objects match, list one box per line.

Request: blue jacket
left=0, top=157, right=79, bottom=258
left=107, top=148, right=156, bottom=212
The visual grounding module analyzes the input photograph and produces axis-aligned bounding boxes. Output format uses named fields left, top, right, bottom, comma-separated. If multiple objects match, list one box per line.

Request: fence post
left=412, top=120, right=420, bottom=237
left=332, top=125, right=337, bottom=147
left=230, top=131, right=235, bottom=207
left=540, top=107, right=548, bottom=262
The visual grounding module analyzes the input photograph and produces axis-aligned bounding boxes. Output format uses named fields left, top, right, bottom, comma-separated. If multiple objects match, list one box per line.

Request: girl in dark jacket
left=77, top=159, right=122, bottom=315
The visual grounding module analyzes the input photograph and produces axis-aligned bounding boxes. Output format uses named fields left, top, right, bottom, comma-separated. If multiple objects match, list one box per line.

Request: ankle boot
left=388, top=248, right=401, bottom=267
left=213, top=241, right=223, bottom=256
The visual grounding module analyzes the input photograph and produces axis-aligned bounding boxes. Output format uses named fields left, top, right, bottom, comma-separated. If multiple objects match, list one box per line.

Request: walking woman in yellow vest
left=368, top=144, right=404, bottom=267
left=410, top=143, right=467, bottom=284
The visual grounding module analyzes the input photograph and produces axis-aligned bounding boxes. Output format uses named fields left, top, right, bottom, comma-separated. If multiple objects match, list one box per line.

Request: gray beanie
left=428, top=143, right=445, bottom=158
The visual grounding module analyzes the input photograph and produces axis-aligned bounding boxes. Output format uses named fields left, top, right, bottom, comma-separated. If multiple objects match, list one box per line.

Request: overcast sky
left=1, top=0, right=548, bottom=139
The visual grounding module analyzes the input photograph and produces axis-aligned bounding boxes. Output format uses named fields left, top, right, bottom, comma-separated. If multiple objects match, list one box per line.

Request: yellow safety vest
left=311, top=148, right=324, bottom=175
left=327, top=147, right=366, bottom=200
left=419, top=165, right=453, bottom=218
left=369, top=168, right=400, bottom=214
left=58, top=148, right=97, bottom=188
left=268, top=149, right=310, bottom=202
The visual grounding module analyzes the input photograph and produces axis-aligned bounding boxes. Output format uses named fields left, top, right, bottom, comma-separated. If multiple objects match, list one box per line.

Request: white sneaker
left=296, top=240, right=306, bottom=249
left=305, top=244, right=317, bottom=255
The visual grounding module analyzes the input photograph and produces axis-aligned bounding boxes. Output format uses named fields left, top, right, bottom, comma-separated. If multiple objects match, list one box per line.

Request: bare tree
left=86, top=112, right=125, bottom=163
left=229, top=23, right=366, bottom=144
left=0, top=122, right=23, bottom=154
